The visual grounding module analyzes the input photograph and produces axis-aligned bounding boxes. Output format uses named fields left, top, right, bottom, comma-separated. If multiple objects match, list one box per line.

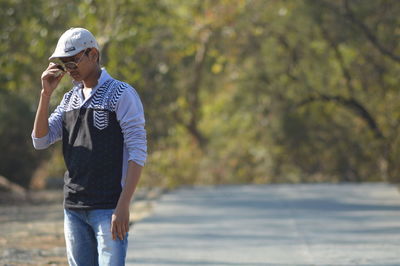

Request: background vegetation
left=1, top=0, right=399, bottom=189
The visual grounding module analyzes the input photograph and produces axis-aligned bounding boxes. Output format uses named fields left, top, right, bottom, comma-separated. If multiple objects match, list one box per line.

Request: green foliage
left=0, top=91, right=45, bottom=187
left=1, top=0, right=400, bottom=188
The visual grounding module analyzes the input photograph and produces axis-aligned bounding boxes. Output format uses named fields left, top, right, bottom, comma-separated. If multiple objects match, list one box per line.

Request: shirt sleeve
left=115, top=86, right=147, bottom=167
left=31, top=94, right=66, bottom=150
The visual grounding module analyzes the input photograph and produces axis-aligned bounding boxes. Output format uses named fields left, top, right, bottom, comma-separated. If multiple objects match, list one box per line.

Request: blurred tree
left=0, top=0, right=399, bottom=187
left=0, top=90, right=45, bottom=187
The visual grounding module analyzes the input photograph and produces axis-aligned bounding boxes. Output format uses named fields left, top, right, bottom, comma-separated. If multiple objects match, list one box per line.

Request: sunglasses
left=58, top=48, right=91, bottom=70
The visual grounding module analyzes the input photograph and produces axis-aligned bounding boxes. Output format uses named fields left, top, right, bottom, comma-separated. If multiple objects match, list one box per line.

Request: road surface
left=126, top=183, right=400, bottom=266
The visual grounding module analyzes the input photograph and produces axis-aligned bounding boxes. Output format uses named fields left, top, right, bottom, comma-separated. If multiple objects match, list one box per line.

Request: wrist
left=41, top=89, right=52, bottom=99
left=116, top=197, right=131, bottom=209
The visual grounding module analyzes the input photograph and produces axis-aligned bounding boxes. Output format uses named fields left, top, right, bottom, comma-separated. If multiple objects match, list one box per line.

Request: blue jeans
left=64, top=208, right=128, bottom=266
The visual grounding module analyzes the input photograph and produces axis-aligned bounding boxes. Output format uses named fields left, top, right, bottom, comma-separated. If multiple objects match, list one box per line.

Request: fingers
left=47, top=69, right=63, bottom=77
left=113, top=223, right=125, bottom=240
left=111, top=218, right=116, bottom=240
left=117, top=223, right=124, bottom=240
left=110, top=217, right=129, bottom=241
left=41, top=70, right=65, bottom=93
left=48, top=62, right=63, bottom=70
left=42, top=68, right=63, bottom=80
left=43, top=63, right=65, bottom=77
left=117, top=221, right=129, bottom=240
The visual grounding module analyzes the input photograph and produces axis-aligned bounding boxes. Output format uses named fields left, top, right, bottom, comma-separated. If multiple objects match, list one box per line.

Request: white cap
left=49, top=27, right=99, bottom=60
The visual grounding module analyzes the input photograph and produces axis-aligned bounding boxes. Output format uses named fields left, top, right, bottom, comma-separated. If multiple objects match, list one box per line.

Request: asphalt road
left=126, top=183, right=400, bottom=266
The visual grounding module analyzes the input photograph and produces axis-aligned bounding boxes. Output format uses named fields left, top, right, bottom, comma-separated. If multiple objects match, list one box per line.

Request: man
left=32, top=27, right=147, bottom=265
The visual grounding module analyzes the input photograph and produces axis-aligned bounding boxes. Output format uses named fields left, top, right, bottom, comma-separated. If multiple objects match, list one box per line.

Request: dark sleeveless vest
left=61, top=79, right=127, bottom=209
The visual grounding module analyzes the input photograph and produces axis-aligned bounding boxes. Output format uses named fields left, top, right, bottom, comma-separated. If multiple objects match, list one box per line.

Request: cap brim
left=48, top=50, right=81, bottom=60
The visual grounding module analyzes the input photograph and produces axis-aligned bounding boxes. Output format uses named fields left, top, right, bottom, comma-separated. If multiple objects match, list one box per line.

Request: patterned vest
left=61, top=79, right=127, bottom=209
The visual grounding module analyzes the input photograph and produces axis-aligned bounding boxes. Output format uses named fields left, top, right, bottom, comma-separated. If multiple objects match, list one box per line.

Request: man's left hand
left=111, top=204, right=130, bottom=240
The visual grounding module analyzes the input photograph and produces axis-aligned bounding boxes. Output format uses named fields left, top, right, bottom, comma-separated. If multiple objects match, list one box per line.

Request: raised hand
left=41, top=63, right=65, bottom=98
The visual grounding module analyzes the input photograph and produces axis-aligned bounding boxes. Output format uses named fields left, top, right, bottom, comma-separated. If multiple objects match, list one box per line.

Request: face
left=59, top=48, right=97, bottom=81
